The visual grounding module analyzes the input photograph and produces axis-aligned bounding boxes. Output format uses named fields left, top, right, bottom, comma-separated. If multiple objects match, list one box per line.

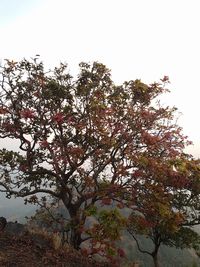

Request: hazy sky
left=0, top=0, right=200, bottom=157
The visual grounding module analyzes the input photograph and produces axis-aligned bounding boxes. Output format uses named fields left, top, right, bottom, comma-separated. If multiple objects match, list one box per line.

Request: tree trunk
left=68, top=205, right=82, bottom=250
left=70, top=226, right=82, bottom=249
left=61, top=193, right=83, bottom=249
left=152, top=254, right=159, bottom=267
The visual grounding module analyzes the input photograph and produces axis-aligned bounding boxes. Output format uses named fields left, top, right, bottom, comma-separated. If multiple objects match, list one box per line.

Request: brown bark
left=153, top=254, right=159, bottom=267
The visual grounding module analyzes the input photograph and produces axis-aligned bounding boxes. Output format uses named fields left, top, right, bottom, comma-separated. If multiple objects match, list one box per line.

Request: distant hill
left=119, top=232, right=200, bottom=267
left=0, top=193, right=36, bottom=223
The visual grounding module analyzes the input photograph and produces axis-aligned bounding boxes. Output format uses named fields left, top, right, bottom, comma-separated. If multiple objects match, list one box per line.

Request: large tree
left=0, top=58, right=199, bottom=256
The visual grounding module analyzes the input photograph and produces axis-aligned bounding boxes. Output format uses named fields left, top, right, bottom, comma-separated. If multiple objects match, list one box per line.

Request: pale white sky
left=0, top=0, right=200, bottom=157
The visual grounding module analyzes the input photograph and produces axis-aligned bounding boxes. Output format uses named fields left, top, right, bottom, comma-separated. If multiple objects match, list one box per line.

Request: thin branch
left=0, top=181, right=59, bottom=198
left=127, top=229, right=153, bottom=256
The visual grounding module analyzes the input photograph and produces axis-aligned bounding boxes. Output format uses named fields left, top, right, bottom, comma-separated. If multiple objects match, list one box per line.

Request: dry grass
left=0, top=226, right=109, bottom=267
left=28, top=226, right=69, bottom=251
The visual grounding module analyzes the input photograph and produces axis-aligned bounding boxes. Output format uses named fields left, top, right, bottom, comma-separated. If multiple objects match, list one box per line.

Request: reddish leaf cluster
left=20, top=109, right=36, bottom=119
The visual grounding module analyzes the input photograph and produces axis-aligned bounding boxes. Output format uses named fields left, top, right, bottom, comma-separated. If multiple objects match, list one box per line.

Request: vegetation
left=1, top=57, right=200, bottom=266
left=28, top=202, right=200, bottom=266
left=0, top=224, right=108, bottom=267
left=126, top=157, right=200, bottom=266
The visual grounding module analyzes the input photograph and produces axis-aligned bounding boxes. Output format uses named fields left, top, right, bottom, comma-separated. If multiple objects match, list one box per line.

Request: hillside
left=1, top=222, right=199, bottom=267
left=1, top=199, right=200, bottom=266
left=29, top=202, right=200, bottom=267
left=0, top=222, right=109, bottom=267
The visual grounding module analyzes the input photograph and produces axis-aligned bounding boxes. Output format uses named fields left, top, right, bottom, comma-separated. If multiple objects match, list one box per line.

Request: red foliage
left=81, top=248, right=89, bottom=256
left=117, top=248, right=126, bottom=258
left=101, top=198, right=112, bottom=206
left=20, top=109, right=36, bottom=119
left=116, top=203, right=124, bottom=209
left=67, top=116, right=75, bottom=124
left=19, top=164, right=28, bottom=172
left=161, top=75, right=170, bottom=83
left=2, top=122, right=16, bottom=132
left=40, top=140, right=49, bottom=148
left=0, top=107, right=9, bottom=114
left=52, top=113, right=64, bottom=124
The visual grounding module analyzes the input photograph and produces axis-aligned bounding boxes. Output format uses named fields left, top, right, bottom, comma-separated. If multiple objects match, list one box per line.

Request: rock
left=5, top=221, right=26, bottom=235
left=0, top=217, right=7, bottom=231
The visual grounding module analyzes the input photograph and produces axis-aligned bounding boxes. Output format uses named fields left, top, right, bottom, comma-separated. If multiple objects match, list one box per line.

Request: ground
left=0, top=225, right=108, bottom=267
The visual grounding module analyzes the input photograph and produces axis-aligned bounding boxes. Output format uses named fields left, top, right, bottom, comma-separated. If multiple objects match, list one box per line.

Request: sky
left=0, top=0, right=200, bottom=214
left=0, top=0, right=200, bottom=159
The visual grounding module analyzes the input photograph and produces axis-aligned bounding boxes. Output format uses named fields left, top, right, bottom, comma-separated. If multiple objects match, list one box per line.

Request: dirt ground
left=0, top=230, right=108, bottom=267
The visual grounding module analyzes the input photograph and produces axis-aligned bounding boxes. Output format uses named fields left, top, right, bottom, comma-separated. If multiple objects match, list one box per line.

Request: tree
left=0, top=57, right=199, bottom=257
left=126, top=154, right=200, bottom=267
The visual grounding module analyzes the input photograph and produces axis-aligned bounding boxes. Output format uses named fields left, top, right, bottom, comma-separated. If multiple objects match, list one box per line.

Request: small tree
left=126, top=156, right=200, bottom=267
left=1, top=57, right=198, bottom=256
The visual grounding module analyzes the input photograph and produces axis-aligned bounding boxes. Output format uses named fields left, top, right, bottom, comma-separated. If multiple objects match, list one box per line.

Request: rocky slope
left=0, top=222, right=108, bottom=267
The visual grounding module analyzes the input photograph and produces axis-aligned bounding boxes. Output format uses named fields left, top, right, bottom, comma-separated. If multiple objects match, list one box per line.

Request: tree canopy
left=1, top=58, right=200, bottom=266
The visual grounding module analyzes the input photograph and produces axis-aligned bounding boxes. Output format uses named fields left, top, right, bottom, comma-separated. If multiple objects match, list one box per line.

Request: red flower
left=40, top=140, right=49, bottom=148
left=52, top=113, right=64, bottom=124
left=67, top=116, right=75, bottom=123
left=21, top=109, right=35, bottom=119
left=161, top=75, right=170, bottom=83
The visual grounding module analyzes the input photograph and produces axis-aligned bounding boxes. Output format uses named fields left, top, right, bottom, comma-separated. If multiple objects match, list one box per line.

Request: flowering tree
left=126, top=152, right=200, bottom=266
left=0, top=58, right=199, bottom=260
